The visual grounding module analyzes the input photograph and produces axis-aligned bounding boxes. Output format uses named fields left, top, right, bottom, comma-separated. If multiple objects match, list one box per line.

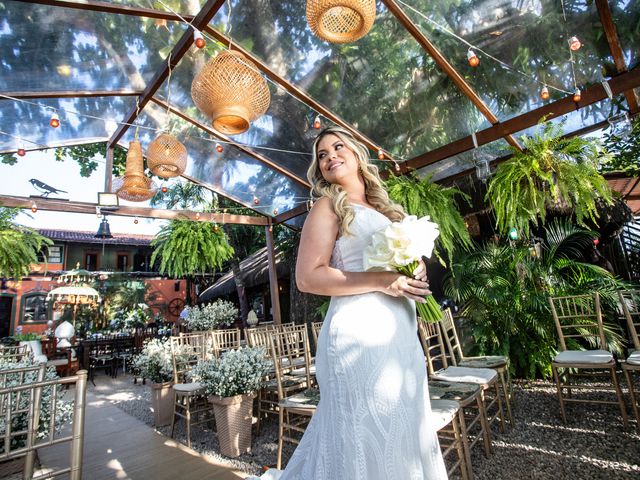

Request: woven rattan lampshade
left=191, top=50, right=271, bottom=135
left=115, top=140, right=157, bottom=202
left=146, top=133, right=187, bottom=179
left=306, top=0, right=376, bottom=43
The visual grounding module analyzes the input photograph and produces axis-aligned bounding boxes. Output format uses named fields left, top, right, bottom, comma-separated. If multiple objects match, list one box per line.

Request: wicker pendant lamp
left=306, top=0, right=376, bottom=43
left=191, top=50, right=271, bottom=135
left=115, top=140, right=157, bottom=202
left=147, top=132, right=187, bottom=178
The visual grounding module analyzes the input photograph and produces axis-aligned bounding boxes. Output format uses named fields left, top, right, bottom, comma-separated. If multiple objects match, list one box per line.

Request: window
left=36, top=245, right=63, bottom=264
left=117, top=254, right=129, bottom=272
left=22, top=294, right=48, bottom=323
left=85, top=253, right=98, bottom=271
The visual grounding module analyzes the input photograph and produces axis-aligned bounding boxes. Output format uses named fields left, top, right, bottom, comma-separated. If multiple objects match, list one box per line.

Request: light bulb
left=508, top=227, right=518, bottom=241
left=134, top=217, right=139, bottom=224
left=253, top=196, right=260, bottom=205
left=49, top=113, right=60, bottom=128
left=377, top=149, right=384, bottom=160
left=394, top=162, right=400, bottom=172
left=161, top=185, right=168, bottom=193
left=573, top=88, right=581, bottom=102
left=540, top=86, right=549, bottom=100
left=273, top=208, right=279, bottom=215
left=467, top=49, right=479, bottom=67
left=313, top=115, right=321, bottom=129
left=194, top=30, right=205, bottom=49
left=195, top=212, right=201, bottom=220
left=17, top=141, right=26, bottom=157
left=216, top=143, right=223, bottom=153
left=31, top=202, right=38, bottom=213
left=569, top=36, right=581, bottom=51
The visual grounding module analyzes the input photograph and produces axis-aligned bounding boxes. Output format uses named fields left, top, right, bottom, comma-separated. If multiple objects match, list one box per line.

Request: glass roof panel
left=0, top=0, right=186, bottom=93
left=121, top=101, right=309, bottom=217
left=404, top=0, right=616, bottom=123
left=206, top=0, right=488, bottom=160
left=610, top=0, right=640, bottom=69
left=0, top=96, right=135, bottom=152
left=155, top=44, right=319, bottom=181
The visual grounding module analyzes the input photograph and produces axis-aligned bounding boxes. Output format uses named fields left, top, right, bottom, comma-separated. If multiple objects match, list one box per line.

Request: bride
left=251, top=126, right=447, bottom=480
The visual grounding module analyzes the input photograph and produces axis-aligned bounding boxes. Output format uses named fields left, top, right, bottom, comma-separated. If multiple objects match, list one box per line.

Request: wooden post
left=105, top=146, right=114, bottom=193
left=265, top=224, right=281, bottom=325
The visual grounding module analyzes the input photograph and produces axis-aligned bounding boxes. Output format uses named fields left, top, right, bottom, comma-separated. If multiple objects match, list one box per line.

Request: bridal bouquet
left=363, top=215, right=442, bottom=323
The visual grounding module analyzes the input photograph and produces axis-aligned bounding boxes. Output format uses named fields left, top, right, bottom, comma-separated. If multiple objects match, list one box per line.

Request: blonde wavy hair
left=308, top=126, right=405, bottom=235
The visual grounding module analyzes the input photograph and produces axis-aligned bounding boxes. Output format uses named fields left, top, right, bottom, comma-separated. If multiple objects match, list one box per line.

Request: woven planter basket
left=306, top=0, right=376, bottom=43
left=147, top=133, right=187, bottom=179
left=209, top=392, right=256, bottom=457
left=151, top=381, right=174, bottom=427
left=191, top=51, right=270, bottom=135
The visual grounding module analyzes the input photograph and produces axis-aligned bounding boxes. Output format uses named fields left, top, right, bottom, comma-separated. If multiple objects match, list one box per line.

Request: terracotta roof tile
left=38, top=229, right=154, bottom=246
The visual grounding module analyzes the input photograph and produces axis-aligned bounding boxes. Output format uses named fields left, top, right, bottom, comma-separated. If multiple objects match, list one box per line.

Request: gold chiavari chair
left=617, top=290, right=640, bottom=431
left=438, top=309, right=513, bottom=425
left=310, top=321, right=323, bottom=356
left=169, top=333, right=215, bottom=448
left=431, top=399, right=472, bottom=480
left=210, top=328, right=242, bottom=358
left=548, top=293, right=627, bottom=426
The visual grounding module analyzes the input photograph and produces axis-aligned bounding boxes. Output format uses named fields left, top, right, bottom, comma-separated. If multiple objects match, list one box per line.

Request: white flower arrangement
left=132, top=338, right=174, bottom=384
left=0, top=359, right=73, bottom=453
left=363, top=215, right=442, bottom=322
left=185, top=300, right=239, bottom=331
left=191, top=347, right=270, bottom=398
left=110, top=306, right=149, bottom=331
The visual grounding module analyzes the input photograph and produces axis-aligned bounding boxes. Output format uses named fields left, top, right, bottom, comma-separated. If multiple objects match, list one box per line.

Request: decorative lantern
left=115, top=140, right=157, bottom=202
left=473, top=150, right=492, bottom=183
left=306, top=0, right=376, bottom=44
left=607, top=112, right=632, bottom=139
left=191, top=50, right=271, bottom=135
left=147, top=133, right=187, bottom=178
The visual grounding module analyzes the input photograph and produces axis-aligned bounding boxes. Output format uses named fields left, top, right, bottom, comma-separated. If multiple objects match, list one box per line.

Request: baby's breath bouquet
left=363, top=215, right=442, bottom=322
left=132, top=338, right=174, bottom=384
left=191, top=347, right=270, bottom=398
left=185, top=300, right=238, bottom=331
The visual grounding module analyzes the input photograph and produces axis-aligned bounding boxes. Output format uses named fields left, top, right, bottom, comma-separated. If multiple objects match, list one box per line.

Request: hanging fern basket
left=146, top=133, right=187, bottom=179
left=191, top=50, right=271, bottom=135
left=306, top=0, right=376, bottom=43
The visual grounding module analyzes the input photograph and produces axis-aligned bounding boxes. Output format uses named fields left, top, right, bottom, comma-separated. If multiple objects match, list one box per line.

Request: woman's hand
left=380, top=272, right=431, bottom=303
left=412, top=258, right=429, bottom=283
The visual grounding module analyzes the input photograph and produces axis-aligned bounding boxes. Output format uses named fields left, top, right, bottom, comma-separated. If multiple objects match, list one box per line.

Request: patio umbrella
left=47, top=265, right=101, bottom=328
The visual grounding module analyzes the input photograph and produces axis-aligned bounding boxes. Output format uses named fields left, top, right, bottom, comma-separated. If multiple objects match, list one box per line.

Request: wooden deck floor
left=36, top=392, right=247, bottom=480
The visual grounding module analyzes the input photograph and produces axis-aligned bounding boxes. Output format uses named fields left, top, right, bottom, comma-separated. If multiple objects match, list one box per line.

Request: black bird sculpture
left=29, top=178, right=67, bottom=198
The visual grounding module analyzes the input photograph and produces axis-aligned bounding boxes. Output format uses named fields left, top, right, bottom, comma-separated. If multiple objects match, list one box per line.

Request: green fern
left=0, top=207, right=52, bottom=278
left=486, top=121, right=614, bottom=238
left=150, top=219, right=234, bottom=278
left=386, top=173, right=472, bottom=266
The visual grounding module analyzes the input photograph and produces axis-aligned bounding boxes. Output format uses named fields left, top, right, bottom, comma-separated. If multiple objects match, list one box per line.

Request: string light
left=213, top=223, right=219, bottom=232
left=31, top=202, right=37, bottom=213
left=195, top=212, right=201, bottom=220
left=508, top=227, right=518, bottom=241
left=313, top=115, right=321, bottom=129
left=573, top=88, right=581, bottom=102
left=273, top=208, right=278, bottom=215
left=17, top=141, right=26, bottom=157
left=193, top=30, right=206, bottom=49
left=215, top=142, right=223, bottom=153
left=467, top=49, right=479, bottom=67
left=377, top=149, right=385, bottom=160
left=540, top=86, right=550, bottom=100
left=593, top=238, right=600, bottom=246
left=161, top=184, right=168, bottom=193
left=49, top=112, right=60, bottom=128
left=568, top=36, right=581, bottom=51
left=394, top=161, right=400, bottom=172
left=253, top=196, right=260, bottom=205
left=134, top=217, right=139, bottom=224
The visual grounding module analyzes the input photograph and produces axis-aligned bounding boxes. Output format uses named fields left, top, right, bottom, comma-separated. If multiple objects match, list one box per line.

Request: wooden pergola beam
left=382, top=0, right=522, bottom=152
left=106, top=0, right=226, bottom=149
left=405, top=67, right=640, bottom=172
left=0, top=194, right=268, bottom=226
left=150, top=98, right=310, bottom=188
left=595, top=0, right=639, bottom=114
left=0, top=90, right=142, bottom=100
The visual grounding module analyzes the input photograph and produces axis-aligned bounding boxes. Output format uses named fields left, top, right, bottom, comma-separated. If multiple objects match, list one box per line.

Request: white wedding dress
left=252, top=204, right=447, bottom=480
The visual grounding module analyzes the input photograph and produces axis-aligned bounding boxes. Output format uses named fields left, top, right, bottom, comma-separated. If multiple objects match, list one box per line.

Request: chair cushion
left=428, top=380, right=481, bottom=402
left=47, top=359, right=69, bottom=367
left=627, top=349, right=640, bottom=366
left=432, top=366, right=496, bottom=385
left=430, top=399, right=459, bottom=431
left=279, top=388, right=320, bottom=410
left=173, top=382, right=203, bottom=393
left=553, top=350, right=613, bottom=364
left=290, top=364, right=316, bottom=376
left=458, top=355, right=507, bottom=368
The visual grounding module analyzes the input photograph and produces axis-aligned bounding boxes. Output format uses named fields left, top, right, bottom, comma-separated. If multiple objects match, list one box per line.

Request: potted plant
left=191, top=346, right=270, bottom=457
left=12, top=332, right=47, bottom=363
left=132, top=338, right=174, bottom=426
left=486, top=120, right=614, bottom=239
left=184, top=300, right=239, bottom=331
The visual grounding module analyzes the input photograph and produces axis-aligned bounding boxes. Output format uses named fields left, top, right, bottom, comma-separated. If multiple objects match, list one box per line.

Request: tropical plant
left=132, top=338, right=174, bottom=384
left=486, top=121, right=614, bottom=239
left=601, top=115, right=640, bottom=175
left=184, top=300, right=238, bottom=331
left=12, top=332, right=41, bottom=341
left=0, top=207, right=53, bottom=279
left=386, top=173, right=472, bottom=266
left=191, top=347, right=270, bottom=398
left=150, top=219, right=234, bottom=304
left=444, top=219, right=629, bottom=379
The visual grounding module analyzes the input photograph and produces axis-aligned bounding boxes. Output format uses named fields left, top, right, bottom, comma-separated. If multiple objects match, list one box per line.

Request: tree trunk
left=288, top=239, right=325, bottom=326
left=231, top=259, right=250, bottom=326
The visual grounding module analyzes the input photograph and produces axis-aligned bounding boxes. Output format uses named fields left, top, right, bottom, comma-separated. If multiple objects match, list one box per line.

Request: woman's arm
left=295, top=197, right=430, bottom=302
